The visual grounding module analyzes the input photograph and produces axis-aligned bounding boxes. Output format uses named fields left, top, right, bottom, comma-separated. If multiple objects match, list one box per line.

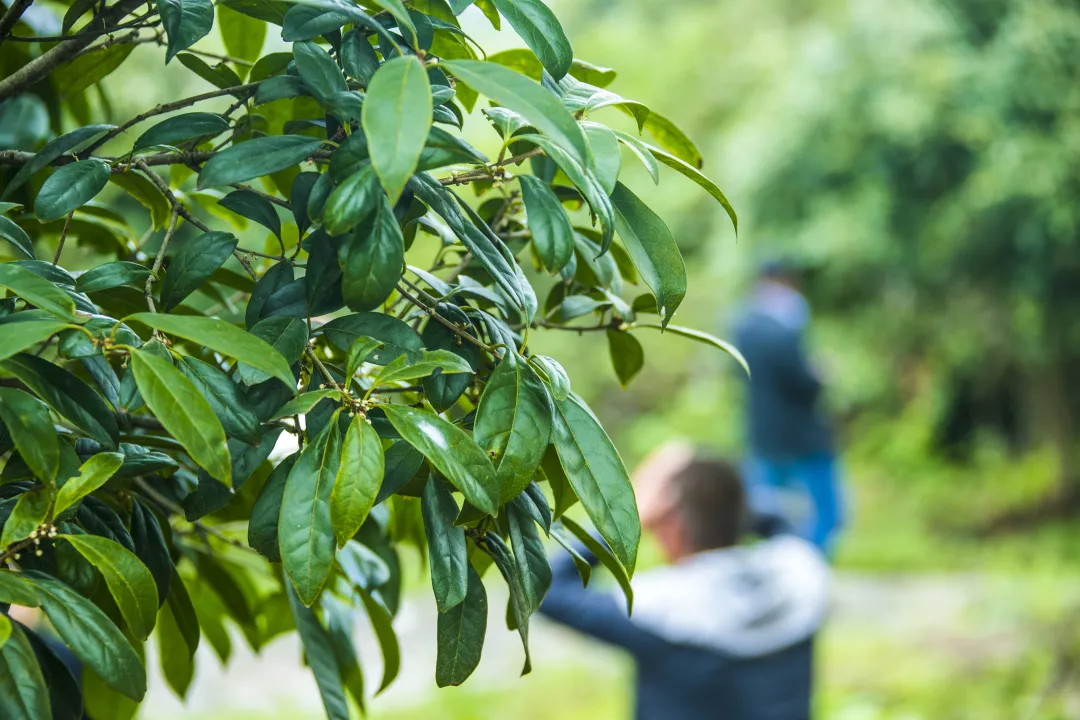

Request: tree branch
left=396, top=279, right=494, bottom=354
left=0, top=0, right=145, bottom=103
left=439, top=147, right=544, bottom=186
left=0, top=0, right=34, bottom=44
left=145, top=206, right=179, bottom=314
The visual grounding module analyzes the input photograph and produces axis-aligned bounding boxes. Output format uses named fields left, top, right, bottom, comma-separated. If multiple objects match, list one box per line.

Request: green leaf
left=381, top=404, right=499, bottom=515
left=420, top=303, right=478, bottom=412
left=345, top=335, right=385, bottom=387
left=62, top=534, right=158, bottom=641
left=609, top=182, right=685, bottom=327
left=323, top=165, right=380, bottom=237
left=482, top=533, right=531, bottom=673
left=218, top=190, right=282, bottom=239
left=129, top=499, right=172, bottom=605
left=340, top=28, right=380, bottom=85
left=0, top=388, right=58, bottom=482
left=363, top=55, right=432, bottom=203
left=0, top=217, right=34, bottom=259
left=357, top=586, right=399, bottom=692
left=490, top=0, right=572, bottom=79
left=286, top=584, right=350, bottom=720
left=293, top=41, right=347, bottom=100
left=633, top=322, right=750, bottom=377
left=569, top=58, right=616, bottom=88
left=156, top=596, right=195, bottom=699
left=132, top=112, right=229, bottom=153
left=34, top=159, right=110, bottom=222
left=320, top=312, right=423, bottom=365
left=54, top=451, right=124, bottom=515
left=551, top=393, right=639, bottom=575
left=2, top=124, right=114, bottom=201
left=421, top=477, right=468, bottom=612
left=372, top=349, right=472, bottom=388
left=280, top=420, right=340, bottom=605
left=0, top=320, right=67, bottom=362
left=612, top=129, right=659, bottom=184
left=529, top=355, right=570, bottom=402
left=473, top=353, right=553, bottom=503
left=370, top=0, right=418, bottom=47
left=506, top=499, right=551, bottom=614
left=56, top=44, right=134, bottom=97
left=248, top=454, right=295, bottom=561
left=559, top=516, right=633, bottom=612
left=108, top=173, right=171, bottom=229
left=126, top=313, right=296, bottom=388
left=341, top=195, right=406, bottom=311
left=550, top=524, right=591, bottom=587
left=281, top=4, right=352, bottom=41
left=160, top=231, right=239, bottom=311
left=218, top=3, right=265, bottom=68
left=0, top=489, right=49, bottom=549
left=0, top=624, right=51, bottom=720
left=0, top=572, right=39, bottom=607
left=582, top=121, right=621, bottom=195
left=130, top=348, right=232, bottom=485
left=0, top=263, right=74, bottom=319
left=435, top=563, right=486, bottom=687
left=158, top=0, right=214, bottom=63
left=197, top=136, right=324, bottom=189
left=176, top=355, right=261, bottom=444
left=0, top=353, right=118, bottom=447
left=25, top=572, right=146, bottom=700
left=647, top=142, right=737, bottom=234
left=75, top=262, right=150, bottom=294
left=642, top=110, right=703, bottom=169
left=441, top=60, right=590, bottom=169
left=236, top=315, right=307, bottom=385
left=268, top=389, right=341, bottom=421
left=331, top=415, right=384, bottom=546
left=325, top=603, right=366, bottom=712
left=606, top=330, right=643, bottom=388
left=177, top=52, right=244, bottom=91
left=518, top=175, right=574, bottom=273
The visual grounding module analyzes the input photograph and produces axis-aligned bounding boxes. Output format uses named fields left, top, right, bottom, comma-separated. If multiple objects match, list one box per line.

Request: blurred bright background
left=10, top=0, right=1080, bottom=716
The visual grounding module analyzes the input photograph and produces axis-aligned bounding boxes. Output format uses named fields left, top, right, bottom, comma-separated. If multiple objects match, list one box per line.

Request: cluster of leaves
left=0, top=0, right=741, bottom=717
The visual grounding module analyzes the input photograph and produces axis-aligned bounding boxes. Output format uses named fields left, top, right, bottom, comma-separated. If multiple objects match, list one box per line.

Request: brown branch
left=134, top=478, right=253, bottom=553
left=183, top=47, right=255, bottom=67
left=145, top=206, right=179, bottom=315
left=0, top=0, right=145, bottom=103
left=396, top=280, right=494, bottom=354
left=0, top=0, right=34, bottom=44
left=52, top=211, right=73, bottom=264
left=133, top=160, right=211, bottom=232
left=439, top=147, right=544, bottom=186
left=306, top=347, right=343, bottom=392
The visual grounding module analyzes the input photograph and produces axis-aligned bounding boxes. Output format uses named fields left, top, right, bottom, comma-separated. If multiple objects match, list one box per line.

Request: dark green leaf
left=130, top=499, right=172, bottom=605
left=0, top=389, right=57, bottom=483
left=357, top=586, right=399, bottom=692
left=293, top=40, right=348, bottom=100
left=75, top=262, right=150, bottom=294
left=323, top=164, right=380, bottom=236
left=363, top=55, right=432, bottom=203
left=130, top=348, right=232, bottom=485
left=218, top=190, right=282, bottom=240
left=62, top=534, right=158, bottom=640
left=177, top=52, right=244, bottom=91
left=421, top=477, right=468, bottom=612
left=2, top=124, right=114, bottom=201
left=421, top=303, right=478, bottom=412
left=320, top=312, right=423, bottom=365
left=236, top=315, right=308, bottom=385
left=126, top=313, right=297, bottom=387
left=132, top=112, right=229, bottom=152
left=341, top=28, right=380, bottom=85
left=0, top=263, right=75, bottom=319
left=490, top=0, right=572, bottom=79
left=0, top=571, right=39, bottom=607
left=435, top=563, right=486, bottom=687
left=197, top=136, right=324, bottom=189
left=160, top=231, right=239, bottom=311
left=559, top=516, right=632, bottom=612
left=519, top=175, right=573, bottom=273
left=331, top=414, right=383, bottom=546
left=34, top=159, right=110, bottom=222
left=0, top=217, right=34, bottom=259
left=551, top=393, right=639, bottom=575
left=481, top=533, right=531, bottom=674
left=158, top=0, right=214, bottom=62
left=248, top=454, right=295, bottom=561
left=606, top=329, right=643, bottom=387
left=246, top=261, right=294, bottom=327
left=281, top=4, right=352, bottom=41
left=291, top=172, right=320, bottom=235
left=23, top=623, right=82, bottom=720
left=25, top=572, right=146, bottom=700
left=529, top=355, right=569, bottom=402
left=340, top=194, right=405, bottom=311
left=253, top=75, right=310, bottom=105
left=381, top=404, right=498, bottom=515
left=176, top=355, right=261, bottom=444
left=280, top=419, right=340, bottom=605
left=376, top=441, right=424, bottom=503
left=370, top=0, right=418, bottom=47
left=474, top=352, right=553, bottom=503
left=0, top=624, right=51, bottom=720
left=441, top=60, right=590, bottom=169
left=506, top=499, right=551, bottom=614
left=286, top=583, right=350, bottom=720
left=157, top=595, right=195, bottom=699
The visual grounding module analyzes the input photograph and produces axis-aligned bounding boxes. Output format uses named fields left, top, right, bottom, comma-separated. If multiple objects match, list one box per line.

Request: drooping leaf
left=435, top=563, right=486, bottom=687
left=2, top=124, right=115, bottom=200
left=550, top=393, right=639, bottom=576
left=293, top=40, right=348, bottom=100
left=130, top=348, right=232, bottom=486
left=286, top=584, right=350, bottom=720
left=642, top=110, right=703, bottom=169
left=54, top=451, right=124, bottom=515
left=582, top=121, right=621, bottom=195
left=0, top=263, right=75, bottom=320
left=132, top=112, right=230, bottom=152
left=236, top=315, right=308, bottom=385
left=248, top=454, right=295, bottom=561
left=633, top=322, right=750, bottom=376
left=197, top=136, right=324, bottom=189
left=331, top=414, right=384, bottom=546
left=490, top=0, right=572, bottom=79
left=320, top=312, right=423, bottom=365
left=519, top=174, right=574, bottom=273
left=24, top=572, right=146, bottom=700
left=156, top=596, right=195, bottom=699
left=158, top=0, right=215, bottom=62
left=340, top=195, right=406, bottom=311
left=506, top=499, right=551, bottom=614
left=0, top=217, right=35, bottom=259
left=61, top=534, right=158, bottom=641
left=126, top=313, right=296, bottom=387
left=0, top=623, right=51, bottom=720
left=647, top=142, right=738, bottom=234
left=363, top=55, right=432, bottom=203
left=160, top=231, right=239, bottom=311
left=0, top=389, right=57, bottom=484
left=218, top=190, right=282, bottom=240
left=381, top=404, right=499, bottom=516
left=481, top=532, right=531, bottom=674
left=0, top=572, right=40, bottom=607
left=612, top=129, right=660, bottom=184
left=0, top=489, right=49, bottom=549
left=421, top=477, right=468, bottom=613
left=176, top=355, right=262, bottom=444
left=129, top=499, right=173, bottom=605
left=473, top=352, right=553, bottom=502
left=357, top=586, right=399, bottom=693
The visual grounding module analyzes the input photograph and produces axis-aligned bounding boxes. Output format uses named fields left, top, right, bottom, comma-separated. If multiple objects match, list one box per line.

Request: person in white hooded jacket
left=539, top=441, right=831, bottom=720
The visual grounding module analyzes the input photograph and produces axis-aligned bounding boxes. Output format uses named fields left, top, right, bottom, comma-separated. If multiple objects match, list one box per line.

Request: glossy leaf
left=331, top=415, right=384, bottom=546
left=519, top=174, right=574, bottom=273
left=372, top=349, right=473, bottom=388
left=218, top=190, right=282, bottom=239
left=560, top=515, right=633, bottom=612
left=421, top=477, right=468, bottom=612
left=130, top=348, right=232, bottom=486
left=358, top=586, right=400, bottom=692
left=248, top=454, right=295, bottom=561
left=236, top=315, right=308, bottom=385
left=380, top=404, right=499, bottom=515
left=75, top=262, right=151, bottom=294
left=0, top=390, right=54, bottom=485
left=0, top=571, right=40, bottom=607
left=0, top=261, right=75, bottom=320
left=0, top=489, right=49, bottom=549
left=551, top=393, right=639, bottom=575
left=633, top=322, right=750, bottom=376
left=132, top=112, right=229, bottom=152
left=197, top=136, right=324, bottom=189
left=293, top=40, right=347, bottom=100
left=340, top=194, right=406, bottom=311
left=320, top=312, right=423, bottom=365
left=506, top=499, right=551, bottom=614
left=160, top=231, right=239, bottom=311
left=2, top=124, right=115, bottom=200
left=491, top=0, right=572, bottom=79
left=268, top=389, right=341, bottom=421
left=62, top=534, right=158, bottom=640
left=363, top=55, right=432, bottom=203
left=0, top=624, right=51, bottom=720
left=0, top=217, right=34, bottom=259
left=176, top=355, right=262, bottom=444
left=54, top=451, right=124, bottom=515
left=323, top=165, right=380, bottom=237
left=435, top=564, right=486, bottom=687
left=287, top=584, right=350, bottom=720
left=648, top=142, right=738, bottom=234
left=158, top=0, right=214, bottom=62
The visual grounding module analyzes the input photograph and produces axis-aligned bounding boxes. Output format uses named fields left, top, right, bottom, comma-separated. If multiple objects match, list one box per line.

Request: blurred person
left=734, top=261, right=844, bottom=554
left=540, top=442, right=830, bottom=720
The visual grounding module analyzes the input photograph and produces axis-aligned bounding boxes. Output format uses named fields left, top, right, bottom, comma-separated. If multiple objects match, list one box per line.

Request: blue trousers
left=744, top=453, right=844, bottom=555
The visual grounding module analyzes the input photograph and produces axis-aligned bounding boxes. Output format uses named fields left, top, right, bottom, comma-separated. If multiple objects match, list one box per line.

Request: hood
left=628, top=536, right=830, bottom=658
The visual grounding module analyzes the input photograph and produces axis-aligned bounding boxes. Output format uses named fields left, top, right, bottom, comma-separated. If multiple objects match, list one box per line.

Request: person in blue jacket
left=734, top=261, right=844, bottom=554
left=540, top=442, right=831, bottom=720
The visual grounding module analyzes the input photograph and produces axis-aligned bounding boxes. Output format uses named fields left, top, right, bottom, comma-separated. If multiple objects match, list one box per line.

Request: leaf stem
left=396, top=279, right=494, bottom=354
left=52, top=211, right=73, bottom=265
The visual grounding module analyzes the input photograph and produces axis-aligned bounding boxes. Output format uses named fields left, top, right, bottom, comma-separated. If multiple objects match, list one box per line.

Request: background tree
left=0, top=0, right=739, bottom=717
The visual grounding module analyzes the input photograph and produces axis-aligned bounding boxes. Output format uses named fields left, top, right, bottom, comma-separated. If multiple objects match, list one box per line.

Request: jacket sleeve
left=774, top=328, right=822, bottom=403
left=539, top=551, right=669, bottom=660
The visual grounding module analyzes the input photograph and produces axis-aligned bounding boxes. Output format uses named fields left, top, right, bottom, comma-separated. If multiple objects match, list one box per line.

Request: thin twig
left=396, top=280, right=493, bottom=354
left=182, top=47, right=255, bottom=66
left=306, top=347, right=343, bottom=391
left=145, top=206, right=179, bottom=314
left=439, top=147, right=543, bottom=186
left=134, top=477, right=253, bottom=552
left=0, top=0, right=35, bottom=44
left=52, top=211, right=73, bottom=265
